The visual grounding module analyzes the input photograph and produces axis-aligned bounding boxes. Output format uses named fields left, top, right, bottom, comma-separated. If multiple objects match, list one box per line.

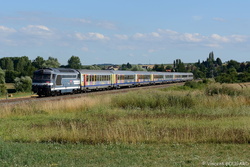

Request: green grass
left=0, top=141, right=249, bottom=167
left=0, top=83, right=249, bottom=166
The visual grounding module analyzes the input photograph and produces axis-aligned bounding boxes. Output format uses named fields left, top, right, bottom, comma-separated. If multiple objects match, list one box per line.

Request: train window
left=56, top=75, right=62, bottom=85
left=34, top=74, right=51, bottom=80
left=61, top=75, right=77, bottom=79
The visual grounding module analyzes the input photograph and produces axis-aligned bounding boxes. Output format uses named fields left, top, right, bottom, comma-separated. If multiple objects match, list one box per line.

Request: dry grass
left=0, top=83, right=250, bottom=144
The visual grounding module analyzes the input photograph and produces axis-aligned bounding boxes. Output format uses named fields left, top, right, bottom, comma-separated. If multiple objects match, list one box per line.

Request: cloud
left=114, top=34, right=128, bottom=40
left=133, top=33, right=146, bottom=39
left=75, top=32, right=109, bottom=41
left=181, top=33, right=203, bottom=42
left=81, top=47, right=89, bottom=52
left=231, top=35, right=247, bottom=42
left=21, top=25, right=53, bottom=37
left=151, top=32, right=160, bottom=38
left=213, top=17, right=226, bottom=22
left=211, top=34, right=230, bottom=42
left=192, top=15, right=203, bottom=21
left=0, top=25, right=16, bottom=33
left=77, top=19, right=92, bottom=24
left=96, top=21, right=117, bottom=30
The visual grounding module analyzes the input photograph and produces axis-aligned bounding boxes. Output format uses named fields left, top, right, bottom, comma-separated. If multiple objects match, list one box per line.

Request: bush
left=14, top=76, right=32, bottom=92
left=205, top=83, right=243, bottom=96
left=112, top=91, right=195, bottom=110
left=184, top=79, right=211, bottom=89
left=0, top=84, right=7, bottom=96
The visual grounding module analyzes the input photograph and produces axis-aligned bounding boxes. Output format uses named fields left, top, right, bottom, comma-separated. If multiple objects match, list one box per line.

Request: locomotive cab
left=32, top=68, right=80, bottom=97
left=32, top=69, right=54, bottom=96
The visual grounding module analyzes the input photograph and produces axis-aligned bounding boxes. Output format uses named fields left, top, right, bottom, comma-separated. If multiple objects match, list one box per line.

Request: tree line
left=0, top=52, right=250, bottom=95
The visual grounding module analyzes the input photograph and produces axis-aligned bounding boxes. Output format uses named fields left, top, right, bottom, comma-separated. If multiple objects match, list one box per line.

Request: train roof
left=34, top=68, right=79, bottom=74
left=77, top=69, right=113, bottom=75
left=132, top=71, right=151, bottom=75
left=110, top=70, right=135, bottom=75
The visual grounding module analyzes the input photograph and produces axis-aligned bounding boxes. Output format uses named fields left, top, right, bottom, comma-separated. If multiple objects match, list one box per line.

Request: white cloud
left=78, top=19, right=92, bottom=24
left=211, top=34, right=230, bottom=42
left=75, top=32, right=109, bottom=41
left=181, top=33, right=203, bottom=42
left=21, top=25, right=53, bottom=37
left=96, top=21, right=117, bottom=30
left=0, top=25, right=16, bottom=33
left=133, top=33, right=146, bottom=39
left=157, top=29, right=178, bottom=35
left=213, top=17, right=226, bottom=22
left=81, top=47, right=89, bottom=52
left=114, top=34, right=128, bottom=40
left=192, top=16, right=203, bottom=21
left=151, top=32, right=160, bottom=38
left=231, top=35, right=247, bottom=42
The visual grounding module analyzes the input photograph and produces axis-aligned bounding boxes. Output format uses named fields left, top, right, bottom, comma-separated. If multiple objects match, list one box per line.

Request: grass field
left=0, top=82, right=249, bottom=166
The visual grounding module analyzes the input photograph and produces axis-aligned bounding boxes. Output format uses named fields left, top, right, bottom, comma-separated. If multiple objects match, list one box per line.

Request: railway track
left=0, top=82, right=184, bottom=106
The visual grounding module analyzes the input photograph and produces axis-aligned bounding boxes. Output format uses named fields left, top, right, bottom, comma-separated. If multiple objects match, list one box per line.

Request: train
left=32, top=68, right=193, bottom=97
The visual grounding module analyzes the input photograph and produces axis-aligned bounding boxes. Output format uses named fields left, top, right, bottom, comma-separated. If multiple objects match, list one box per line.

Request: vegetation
left=0, top=83, right=249, bottom=166
left=0, top=82, right=249, bottom=144
left=14, top=76, right=32, bottom=92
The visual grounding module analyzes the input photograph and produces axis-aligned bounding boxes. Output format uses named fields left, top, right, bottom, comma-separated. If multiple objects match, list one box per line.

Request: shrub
left=112, top=91, right=195, bottom=110
left=14, top=76, right=32, bottom=92
left=0, top=84, right=7, bottom=96
left=205, top=83, right=243, bottom=96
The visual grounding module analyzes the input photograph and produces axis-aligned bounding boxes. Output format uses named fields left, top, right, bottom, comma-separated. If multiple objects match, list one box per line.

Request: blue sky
left=0, top=0, right=250, bottom=65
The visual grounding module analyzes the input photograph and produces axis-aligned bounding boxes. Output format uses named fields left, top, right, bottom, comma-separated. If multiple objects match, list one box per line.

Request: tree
left=0, top=68, right=7, bottom=95
left=209, top=52, right=215, bottom=61
left=126, top=62, right=132, bottom=69
left=67, top=56, right=82, bottom=69
left=216, top=58, right=222, bottom=66
left=14, top=76, right=32, bottom=92
left=5, top=70, right=20, bottom=83
left=87, top=65, right=101, bottom=70
left=227, top=60, right=240, bottom=71
left=0, top=57, right=14, bottom=71
left=32, top=56, right=45, bottom=69
left=0, top=69, right=5, bottom=85
left=43, top=57, right=60, bottom=68
left=131, top=65, right=145, bottom=71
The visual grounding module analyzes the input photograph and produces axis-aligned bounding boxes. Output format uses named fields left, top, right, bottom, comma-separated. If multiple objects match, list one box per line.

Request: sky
left=0, top=0, right=250, bottom=65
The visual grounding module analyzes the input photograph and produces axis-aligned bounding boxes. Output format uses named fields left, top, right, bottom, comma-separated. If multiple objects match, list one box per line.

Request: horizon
left=1, top=0, right=250, bottom=65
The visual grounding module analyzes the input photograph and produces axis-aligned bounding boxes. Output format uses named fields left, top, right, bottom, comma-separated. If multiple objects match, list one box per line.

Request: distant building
left=107, top=65, right=119, bottom=70
left=140, top=65, right=155, bottom=70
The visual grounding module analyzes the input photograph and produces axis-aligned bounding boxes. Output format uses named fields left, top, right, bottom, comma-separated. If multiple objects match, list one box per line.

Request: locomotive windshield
left=33, top=74, right=51, bottom=80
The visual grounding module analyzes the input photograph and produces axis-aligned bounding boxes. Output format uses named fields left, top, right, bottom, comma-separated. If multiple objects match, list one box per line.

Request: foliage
left=205, top=83, right=244, bottom=96
left=121, top=62, right=132, bottom=70
left=0, top=68, right=5, bottom=84
left=32, top=56, right=45, bottom=69
left=131, top=65, right=145, bottom=71
left=0, top=84, right=7, bottom=95
left=67, top=55, right=82, bottom=69
left=152, top=64, right=165, bottom=72
left=0, top=84, right=250, bottom=144
left=83, top=65, right=102, bottom=70
left=42, top=57, right=60, bottom=68
left=173, top=59, right=186, bottom=72
left=192, top=52, right=250, bottom=83
left=0, top=69, right=7, bottom=95
left=14, top=76, right=32, bottom=92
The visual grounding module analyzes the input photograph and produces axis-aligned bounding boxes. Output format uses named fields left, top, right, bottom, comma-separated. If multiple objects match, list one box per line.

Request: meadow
left=0, top=81, right=249, bottom=166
